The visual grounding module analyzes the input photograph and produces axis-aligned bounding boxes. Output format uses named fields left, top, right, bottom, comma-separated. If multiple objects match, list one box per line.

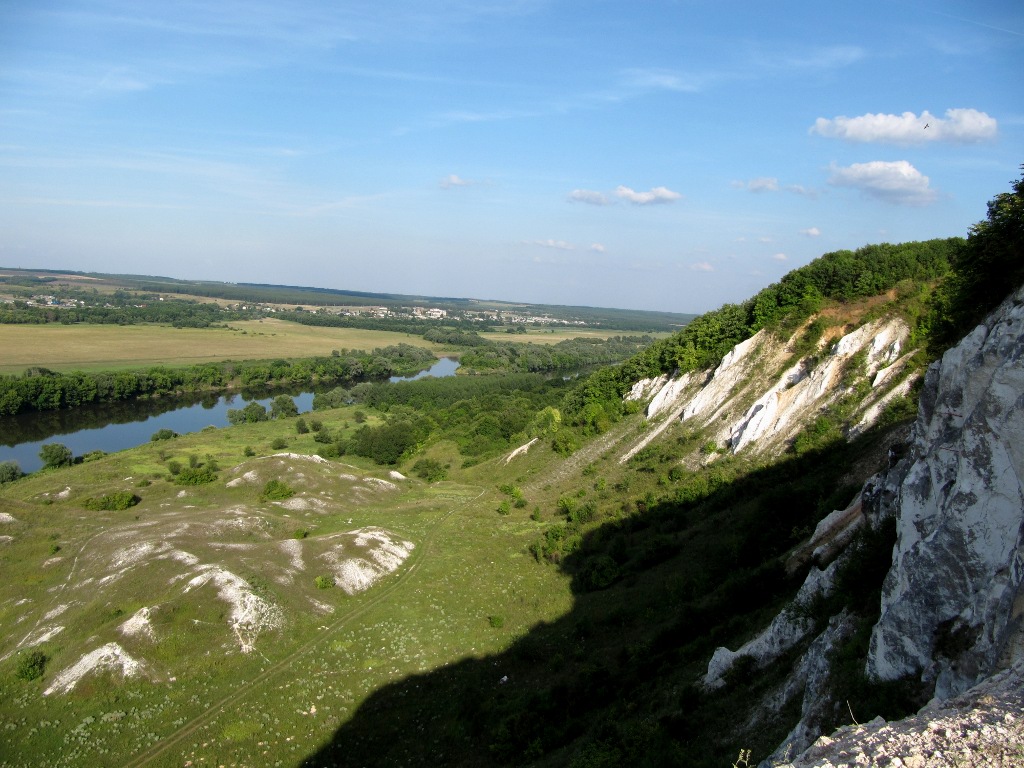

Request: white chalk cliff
left=866, top=284, right=1024, bottom=698
left=708, top=284, right=1024, bottom=765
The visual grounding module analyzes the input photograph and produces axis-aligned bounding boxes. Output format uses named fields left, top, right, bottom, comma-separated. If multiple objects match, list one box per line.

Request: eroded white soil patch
left=320, top=527, right=415, bottom=595
left=183, top=565, right=284, bottom=653
left=119, top=607, right=156, bottom=641
left=44, top=642, right=148, bottom=695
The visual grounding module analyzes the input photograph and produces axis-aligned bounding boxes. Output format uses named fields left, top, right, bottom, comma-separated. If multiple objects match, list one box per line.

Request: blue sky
left=1, top=1, right=1021, bottom=313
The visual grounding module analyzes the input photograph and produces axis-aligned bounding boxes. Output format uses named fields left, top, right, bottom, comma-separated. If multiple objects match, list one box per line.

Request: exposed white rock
left=624, top=374, right=668, bottom=403
left=646, top=372, right=692, bottom=419
left=867, top=286, right=1024, bottom=699
left=320, top=527, right=415, bottom=595
left=682, top=331, right=766, bottom=424
left=504, top=438, right=538, bottom=464
left=0, top=513, right=18, bottom=524
left=777, top=663, right=1024, bottom=768
left=703, top=558, right=844, bottom=689
left=182, top=565, right=284, bottom=653
left=44, top=642, right=148, bottom=695
left=119, top=607, right=156, bottom=640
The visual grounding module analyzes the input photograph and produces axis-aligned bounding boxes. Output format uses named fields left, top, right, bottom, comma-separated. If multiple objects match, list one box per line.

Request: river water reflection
left=0, top=357, right=458, bottom=474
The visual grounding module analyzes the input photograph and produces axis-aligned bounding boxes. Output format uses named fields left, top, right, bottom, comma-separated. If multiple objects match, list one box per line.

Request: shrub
left=314, top=575, right=334, bottom=589
left=39, top=443, right=73, bottom=469
left=166, top=460, right=182, bottom=475
left=296, top=418, right=309, bottom=434
left=174, top=466, right=216, bottom=485
left=150, top=428, right=178, bottom=441
left=488, top=615, right=505, bottom=629
left=83, top=491, right=140, bottom=511
left=412, top=458, right=448, bottom=482
left=15, top=650, right=47, bottom=681
left=270, top=437, right=288, bottom=450
left=293, top=528, right=309, bottom=539
left=243, top=446, right=256, bottom=457
left=497, top=500, right=512, bottom=516
left=262, top=479, right=295, bottom=501
left=0, top=461, right=23, bottom=484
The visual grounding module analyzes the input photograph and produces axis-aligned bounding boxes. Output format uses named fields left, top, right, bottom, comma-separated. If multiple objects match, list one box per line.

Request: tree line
left=0, top=344, right=437, bottom=417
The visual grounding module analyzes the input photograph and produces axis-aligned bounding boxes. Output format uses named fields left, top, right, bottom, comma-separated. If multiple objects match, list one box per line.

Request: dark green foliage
left=412, top=458, right=448, bottom=482
left=38, top=442, right=73, bottom=469
left=227, top=401, right=268, bottom=425
left=270, top=437, right=288, bottom=449
left=173, top=466, right=216, bottom=485
left=243, top=445, right=256, bottom=457
left=558, top=238, right=959, bottom=429
left=0, top=461, right=23, bottom=483
left=150, top=428, right=178, bottom=441
left=295, top=417, right=309, bottom=434
left=314, top=575, right=334, bottom=589
left=930, top=167, right=1024, bottom=350
left=262, top=479, right=294, bottom=501
left=82, top=491, right=140, bottom=511
left=270, top=394, right=299, bottom=419
left=15, top=650, right=47, bottom=681
left=166, top=459, right=182, bottom=475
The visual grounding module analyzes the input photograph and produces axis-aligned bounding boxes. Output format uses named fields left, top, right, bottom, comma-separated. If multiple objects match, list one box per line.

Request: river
left=0, top=358, right=459, bottom=474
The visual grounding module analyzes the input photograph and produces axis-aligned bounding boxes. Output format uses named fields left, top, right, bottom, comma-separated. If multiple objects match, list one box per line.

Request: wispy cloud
left=690, top=261, right=714, bottom=272
left=827, top=160, right=937, bottom=205
left=615, top=185, right=682, bottom=205
left=527, top=239, right=576, bottom=251
left=772, top=253, right=788, bottom=261
left=744, top=177, right=779, bottom=193
left=440, top=174, right=472, bottom=189
left=567, top=189, right=611, bottom=205
left=811, top=108, right=997, bottom=144
left=589, top=243, right=606, bottom=253
left=799, top=227, right=821, bottom=237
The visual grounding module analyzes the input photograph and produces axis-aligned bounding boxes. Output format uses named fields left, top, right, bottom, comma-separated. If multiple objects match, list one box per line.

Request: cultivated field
left=0, top=320, right=444, bottom=374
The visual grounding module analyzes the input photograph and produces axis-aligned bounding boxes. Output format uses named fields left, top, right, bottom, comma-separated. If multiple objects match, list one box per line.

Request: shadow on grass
left=300, top=425, right=909, bottom=768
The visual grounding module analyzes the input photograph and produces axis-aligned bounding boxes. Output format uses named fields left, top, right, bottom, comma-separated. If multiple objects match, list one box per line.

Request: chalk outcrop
left=624, top=315, right=917, bottom=462
left=866, top=285, right=1024, bottom=699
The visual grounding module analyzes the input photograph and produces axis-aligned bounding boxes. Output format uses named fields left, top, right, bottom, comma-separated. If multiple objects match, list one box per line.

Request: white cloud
left=567, top=189, right=611, bottom=205
left=440, top=174, right=471, bottom=189
left=827, top=160, right=937, bottom=205
left=690, top=261, right=714, bottom=272
left=589, top=243, right=606, bottom=253
left=811, top=108, right=997, bottom=144
left=615, top=185, right=682, bottom=205
left=772, top=253, right=788, bottom=261
left=745, top=177, right=779, bottom=193
left=527, top=239, right=575, bottom=251
left=799, top=227, right=821, bottom=237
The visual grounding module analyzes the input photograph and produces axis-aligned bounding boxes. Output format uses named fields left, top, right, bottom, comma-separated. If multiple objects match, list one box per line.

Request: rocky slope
left=622, top=312, right=916, bottom=464
left=700, top=285, right=1024, bottom=765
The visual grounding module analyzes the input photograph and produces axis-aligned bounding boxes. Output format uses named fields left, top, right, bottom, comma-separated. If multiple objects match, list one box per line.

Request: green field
left=0, top=320, right=445, bottom=374
left=0, top=410, right=578, bottom=767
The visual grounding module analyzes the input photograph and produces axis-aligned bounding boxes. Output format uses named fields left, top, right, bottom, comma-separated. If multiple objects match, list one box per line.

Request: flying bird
left=924, top=123, right=930, bottom=129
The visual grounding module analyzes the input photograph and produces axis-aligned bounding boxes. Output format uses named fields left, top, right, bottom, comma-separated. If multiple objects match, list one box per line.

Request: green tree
left=270, top=395, right=299, bottom=419
left=0, top=461, right=23, bottom=483
left=39, top=442, right=73, bottom=469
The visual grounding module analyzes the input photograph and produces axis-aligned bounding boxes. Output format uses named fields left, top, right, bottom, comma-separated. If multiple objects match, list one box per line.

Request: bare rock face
left=866, top=286, right=1024, bottom=700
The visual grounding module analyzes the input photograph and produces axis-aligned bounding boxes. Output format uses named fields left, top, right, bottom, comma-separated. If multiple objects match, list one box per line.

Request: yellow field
left=0, top=319, right=443, bottom=373
left=477, top=328, right=668, bottom=344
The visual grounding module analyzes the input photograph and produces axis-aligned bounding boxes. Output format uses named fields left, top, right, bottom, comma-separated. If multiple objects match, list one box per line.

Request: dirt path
left=124, top=486, right=485, bottom=768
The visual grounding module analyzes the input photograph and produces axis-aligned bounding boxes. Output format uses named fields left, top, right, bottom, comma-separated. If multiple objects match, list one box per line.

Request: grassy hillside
left=1, top=170, right=1019, bottom=767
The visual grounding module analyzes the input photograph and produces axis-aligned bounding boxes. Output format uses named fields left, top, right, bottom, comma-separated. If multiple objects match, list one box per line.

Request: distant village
left=10, top=292, right=591, bottom=326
